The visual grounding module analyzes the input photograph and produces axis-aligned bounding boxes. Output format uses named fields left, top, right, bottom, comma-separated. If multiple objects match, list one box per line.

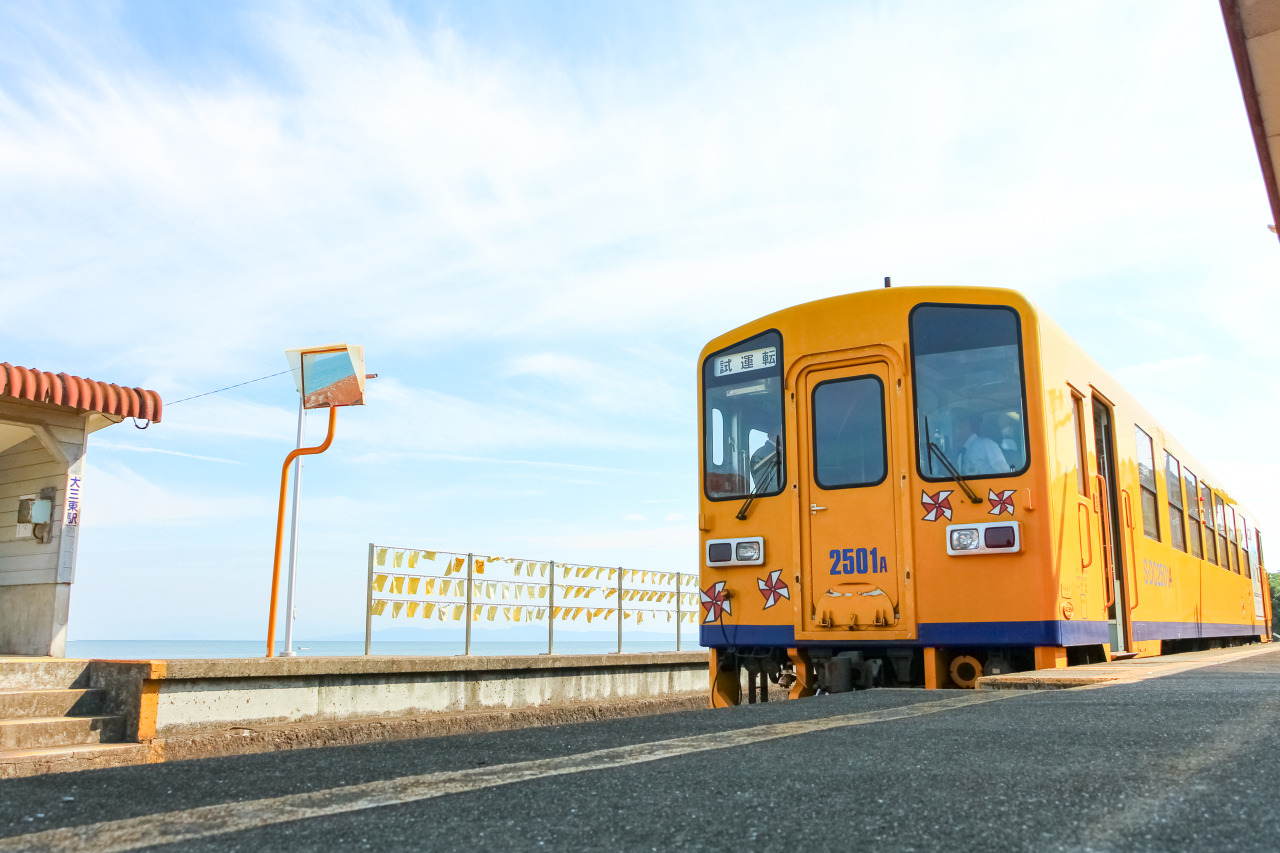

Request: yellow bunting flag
left=424, top=550, right=437, bottom=561
left=515, top=585, right=524, bottom=600
left=457, top=580, right=468, bottom=596
left=423, top=602, right=435, bottom=619
left=637, top=611, right=644, bottom=624
left=407, top=552, right=419, bottom=569
left=573, top=587, right=584, bottom=599
left=538, top=586, right=548, bottom=599
left=406, top=602, right=419, bottom=618
left=371, top=600, right=387, bottom=616
left=374, top=574, right=387, bottom=592
left=391, top=576, right=405, bottom=594
left=376, top=548, right=388, bottom=566
left=391, top=601, right=404, bottom=618
left=513, top=607, right=522, bottom=623
left=609, top=568, right=617, bottom=580
left=502, top=583, right=512, bottom=599
left=447, top=557, right=464, bottom=575
left=487, top=606, right=498, bottom=622
left=407, top=578, right=420, bottom=596
left=424, top=579, right=436, bottom=595
left=514, top=562, right=523, bottom=575
left=585, top=609, right=593, bottom=623
left=572, top=607, right=584, bottom=619
left=537, top=608, right=546, bottom=620
left=592, top=608, right=606, bottom=619
left=500, top=606, right=510, bottom=621
left=605, top=588, right=616, bottom=598
left=451, top=605, right=464, bottom=620
left=666, top=612, right=672, bottom=623
left=553, top=606, right=563, bottom=619
left=474, top=558, right=486, bottom=575
left=393, top=551, right=404, bottom=568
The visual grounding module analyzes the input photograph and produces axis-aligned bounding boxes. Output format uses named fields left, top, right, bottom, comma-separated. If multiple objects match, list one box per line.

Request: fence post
left=616, top=566, right=624, bottom=653
left=465, top=553, right=473, bottom=655
left=675, top=571, right=681, bottom=651
left=364, top=543, right=375, bottom=655
left=548, top=561, right=556, bottom=655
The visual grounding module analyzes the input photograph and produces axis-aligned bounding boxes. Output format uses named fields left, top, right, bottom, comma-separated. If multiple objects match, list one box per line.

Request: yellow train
left=697, top=286, right=1271, bottom=703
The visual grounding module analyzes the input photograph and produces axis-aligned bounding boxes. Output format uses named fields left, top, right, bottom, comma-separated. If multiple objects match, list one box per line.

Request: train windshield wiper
left=925, top=417, right=981, bottom=504
left=736, top=436, right=780, bottom=521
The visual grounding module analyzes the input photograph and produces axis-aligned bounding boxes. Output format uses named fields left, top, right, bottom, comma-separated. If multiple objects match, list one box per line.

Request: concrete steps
left=0, top=742, right=148, bottom=779
left=0, top=659, right=140, bottom=779
left=0, top=687, right=106, bottom=718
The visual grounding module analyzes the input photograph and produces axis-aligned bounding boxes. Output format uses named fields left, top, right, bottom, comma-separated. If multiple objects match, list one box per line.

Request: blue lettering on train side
left=1141, top=558, right=1172, bottom=588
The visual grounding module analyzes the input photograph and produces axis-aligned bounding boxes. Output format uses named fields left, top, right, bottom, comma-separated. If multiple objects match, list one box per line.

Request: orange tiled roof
left=0, top=363, right=163, bottom=423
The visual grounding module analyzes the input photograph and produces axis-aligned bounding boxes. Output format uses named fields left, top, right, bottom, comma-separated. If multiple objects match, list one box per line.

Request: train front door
left=797, top=358, right=914, bottom=641
left=1092, top=395, right=1133, bottom=654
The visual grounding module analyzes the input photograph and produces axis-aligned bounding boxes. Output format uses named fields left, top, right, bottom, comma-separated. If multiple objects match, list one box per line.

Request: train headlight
left=949, top=528, right=981, bottom=551
left=946, top=521, right=1021, bottom=555
left=705, top=537, right=765, bottom=566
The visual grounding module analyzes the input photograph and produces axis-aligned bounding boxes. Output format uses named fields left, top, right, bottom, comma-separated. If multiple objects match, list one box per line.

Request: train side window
left=1183, top=468, right=1203, bottom=559
left=1164, top=452, right=1187, bottom=552
left=1257, top=530, right=1265, bottom=571
left=1212, top=493, right=1233, bottom=573
left=1134, top=426, right=1160, bottom=540
left=1201, top=483, right=1218, bottom=565
left=1227, top=505, right=1241, bottom=575
left=1241, top=517, right=1253, bottom=579
left=811, top=375, right=887, bottom=489
left=910, top=303, right=1029, bottom=481
left=1071, top=393, right=1088, bottom=495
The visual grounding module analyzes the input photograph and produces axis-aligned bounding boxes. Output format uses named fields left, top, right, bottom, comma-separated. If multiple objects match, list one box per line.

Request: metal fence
left=364, top=544, right=700, bottom=655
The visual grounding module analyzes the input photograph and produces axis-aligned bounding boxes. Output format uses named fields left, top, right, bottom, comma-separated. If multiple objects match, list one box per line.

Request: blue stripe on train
left=701, top=619, right=1264, bottom=648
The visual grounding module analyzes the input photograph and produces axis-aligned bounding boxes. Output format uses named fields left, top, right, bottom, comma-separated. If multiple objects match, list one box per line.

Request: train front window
left=703, top=330, right=785, bottom=500
left=910, top=304, right=1029, bottom=481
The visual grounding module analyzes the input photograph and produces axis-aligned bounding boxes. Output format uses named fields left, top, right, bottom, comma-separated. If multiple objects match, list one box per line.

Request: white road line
left=1, top=691, right=1023, bottom=853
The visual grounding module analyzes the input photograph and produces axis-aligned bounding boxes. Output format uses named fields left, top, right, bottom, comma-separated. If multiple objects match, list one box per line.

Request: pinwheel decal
left=988, top=489, right=1016, bottom=516
left=757, top=570, right=790, bottom=609
left=921, top=490, right=954, bottom=522
left=700, top=581, right=731, bottom=623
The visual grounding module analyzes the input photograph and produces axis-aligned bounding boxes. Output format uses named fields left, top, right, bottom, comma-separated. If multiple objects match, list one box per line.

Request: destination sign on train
left=714, top=346, right=777, bottom=377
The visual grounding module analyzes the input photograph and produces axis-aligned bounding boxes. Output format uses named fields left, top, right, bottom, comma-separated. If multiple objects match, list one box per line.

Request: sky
left=1, top=0, right=1277, bottom=642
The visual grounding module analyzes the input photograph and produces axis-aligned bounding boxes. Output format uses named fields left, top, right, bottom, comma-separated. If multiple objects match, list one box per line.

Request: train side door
left=1092, top=395, right=1133, bottom=653
left=797, top=359, right=913, bottom=640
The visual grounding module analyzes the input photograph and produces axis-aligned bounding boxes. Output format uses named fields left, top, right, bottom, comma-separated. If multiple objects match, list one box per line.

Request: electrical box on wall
left=16, top=486, right=56, bottom=544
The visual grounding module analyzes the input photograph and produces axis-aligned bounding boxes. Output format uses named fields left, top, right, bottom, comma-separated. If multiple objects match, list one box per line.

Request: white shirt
left=959, top=432, right=1009, bottom=476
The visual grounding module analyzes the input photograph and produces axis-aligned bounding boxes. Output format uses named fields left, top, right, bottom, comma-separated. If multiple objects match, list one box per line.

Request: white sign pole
left=281, top=398, right=305, bottom=657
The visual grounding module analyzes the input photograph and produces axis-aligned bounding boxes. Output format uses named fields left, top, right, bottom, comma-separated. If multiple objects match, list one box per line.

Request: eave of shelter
left=1222, top=0, right=1280, bottom=242
left=0, top=363, right=163, bottom=453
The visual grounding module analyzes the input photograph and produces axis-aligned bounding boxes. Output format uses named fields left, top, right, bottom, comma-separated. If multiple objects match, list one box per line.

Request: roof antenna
left=884, top=276, right=891, bottom=288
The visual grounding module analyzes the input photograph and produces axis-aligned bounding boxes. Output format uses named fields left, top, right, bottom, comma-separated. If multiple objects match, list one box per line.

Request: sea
left=64, top=638, right=691, bottom=660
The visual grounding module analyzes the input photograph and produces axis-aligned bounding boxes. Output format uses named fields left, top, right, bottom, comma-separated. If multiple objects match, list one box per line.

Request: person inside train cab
left=954, top=409, right=1008, bottom=476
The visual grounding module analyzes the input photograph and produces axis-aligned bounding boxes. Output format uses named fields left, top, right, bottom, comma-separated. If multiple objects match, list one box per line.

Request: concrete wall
left=0, top=400, right=89, bottom=656
left=145, top=654, right=708, bottom=738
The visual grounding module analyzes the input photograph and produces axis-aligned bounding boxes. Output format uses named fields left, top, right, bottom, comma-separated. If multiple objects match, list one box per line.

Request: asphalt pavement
left=2, top=645, right=1279, bottom=852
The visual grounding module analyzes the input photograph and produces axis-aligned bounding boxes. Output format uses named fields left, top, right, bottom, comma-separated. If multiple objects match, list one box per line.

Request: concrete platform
left=977, top=642, right=1279, bottom=690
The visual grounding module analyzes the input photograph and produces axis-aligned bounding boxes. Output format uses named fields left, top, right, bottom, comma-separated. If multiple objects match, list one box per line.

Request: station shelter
left=1222, top=0, right=1280, bottom=240
left=0, top=363, right=162, bottom=657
